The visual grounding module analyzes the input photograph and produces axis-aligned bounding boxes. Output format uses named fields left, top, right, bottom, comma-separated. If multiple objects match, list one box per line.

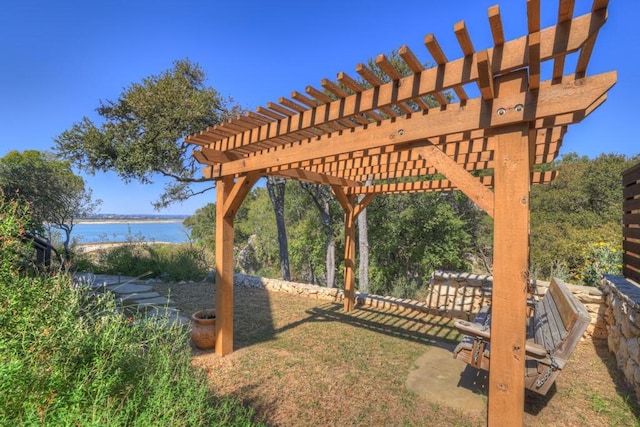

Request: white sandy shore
left=75, top=241, right=176, bottom=253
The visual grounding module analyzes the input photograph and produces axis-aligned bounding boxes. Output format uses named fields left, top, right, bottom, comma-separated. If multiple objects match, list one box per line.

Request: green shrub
left=85, top=241, right=209, bottom=282
left=574, top=241, right=623, bottom=286
left=97, top=243, right=158, bottom=277
left=148, top=244, right=209, bottom=281
left=0, top=199, right=261, bottom=426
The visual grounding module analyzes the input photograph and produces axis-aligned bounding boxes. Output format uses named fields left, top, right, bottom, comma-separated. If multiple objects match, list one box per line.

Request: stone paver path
left=74, top=273, right=189, bottom=327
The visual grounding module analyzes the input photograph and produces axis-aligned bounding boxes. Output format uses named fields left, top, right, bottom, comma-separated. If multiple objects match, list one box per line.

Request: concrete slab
left=133, top=296, right=173, bottom=306
left=406, top=345, right=487, bottom=415
left=75, top=273, right=139, bottom=287
left=107, top=283, right=154, bottom=294
left=117, top=291, right=161, bottom=302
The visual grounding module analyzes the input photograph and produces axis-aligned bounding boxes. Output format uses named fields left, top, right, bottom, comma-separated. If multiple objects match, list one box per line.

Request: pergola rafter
left=186, top=1, right=614, bottom=424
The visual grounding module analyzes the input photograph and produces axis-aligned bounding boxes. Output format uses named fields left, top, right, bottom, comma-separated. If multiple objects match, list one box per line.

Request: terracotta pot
left=190, top=309, right=216, bottom=350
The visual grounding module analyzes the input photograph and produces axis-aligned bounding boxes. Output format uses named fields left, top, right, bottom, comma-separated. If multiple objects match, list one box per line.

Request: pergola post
left=332, top=186, right=376, bottom=311
left=488, top=122, right=531, bottom=425
left=215, top=173, right=259, bottom=356
left=215, top=176, right=235, bottom=356
left=343, top=203, right=357, bottom=311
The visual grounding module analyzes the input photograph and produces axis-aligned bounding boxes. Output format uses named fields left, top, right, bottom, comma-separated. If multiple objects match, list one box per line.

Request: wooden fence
left=623, top=163, right=640, bottom=284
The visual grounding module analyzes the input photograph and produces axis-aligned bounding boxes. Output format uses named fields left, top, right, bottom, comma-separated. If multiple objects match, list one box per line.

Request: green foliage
left=0, top=198, right=261, bottom=426
left=367, top=192, right=471, bottom=297
left=237, top=187, right=281, bottom=277
left=530, top=153, right=638, bottom=283
left=183, top=202, right=217, bottom=252
left=54, top=59, right=241, bottom=209
left=575, top=242, right=622, bottom=286
left=93, top=241, right=209, bottom=282
left=0, top=150, right=100, bottom=253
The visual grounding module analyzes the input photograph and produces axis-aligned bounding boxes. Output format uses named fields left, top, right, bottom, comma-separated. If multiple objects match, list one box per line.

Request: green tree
left=530, top=152, right=639, bottom=282
left=183, top=202, right=217, bottom=252
left=367, top=192, right=471, bottom=297
left=54, top=59, right=239, bottom=209
left=0, top=150, right=101, bottom=260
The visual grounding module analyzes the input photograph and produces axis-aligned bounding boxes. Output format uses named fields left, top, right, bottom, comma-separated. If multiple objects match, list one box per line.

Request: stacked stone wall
left=600, top=275, right=640, bottom=402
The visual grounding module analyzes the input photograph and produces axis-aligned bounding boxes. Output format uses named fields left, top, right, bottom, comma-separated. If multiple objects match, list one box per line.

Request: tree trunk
left=357, top=194, right=369, bottom=293
left=301, top=183, right=336, bottom=288
left=62, top=225, right=72, bottom=262
left=267, top=176, right=291, bottom=281
left=321, top=197, right=336, bottom=288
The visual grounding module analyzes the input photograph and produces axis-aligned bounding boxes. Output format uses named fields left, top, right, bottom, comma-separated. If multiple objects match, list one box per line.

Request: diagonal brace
left=412, top=144, right=495, bottom=217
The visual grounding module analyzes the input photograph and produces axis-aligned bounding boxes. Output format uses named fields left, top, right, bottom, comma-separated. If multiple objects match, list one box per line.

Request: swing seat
left=453, top=277, right=591, bottom=395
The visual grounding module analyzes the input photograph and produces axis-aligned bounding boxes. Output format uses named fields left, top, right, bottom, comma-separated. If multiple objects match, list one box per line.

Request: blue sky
left=1, top=0, right=638, bottom=215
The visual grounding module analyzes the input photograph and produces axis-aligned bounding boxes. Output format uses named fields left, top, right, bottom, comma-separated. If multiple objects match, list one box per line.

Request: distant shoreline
left=76, top=219, right=185, bottom=225
left=75, top=241, right=177, bottom=253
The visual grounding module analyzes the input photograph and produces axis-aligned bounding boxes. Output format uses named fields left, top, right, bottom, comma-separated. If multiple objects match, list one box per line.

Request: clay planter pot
left=190, top=309, right=216, bottom=350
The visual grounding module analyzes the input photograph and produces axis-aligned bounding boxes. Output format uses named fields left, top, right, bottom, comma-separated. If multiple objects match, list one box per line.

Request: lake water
left=72, top=221, right=190, bottom=244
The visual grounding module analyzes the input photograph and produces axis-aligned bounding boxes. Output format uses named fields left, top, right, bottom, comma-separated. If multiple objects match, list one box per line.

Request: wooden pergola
left=186, top=0, right=614, bottom=424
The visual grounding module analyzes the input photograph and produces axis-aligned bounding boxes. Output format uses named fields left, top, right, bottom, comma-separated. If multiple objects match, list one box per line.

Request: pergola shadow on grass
left=275, top=302, right=463, bottom=351
left=186, top=1, right=615, bottom=423
left=178, top=285, right=640, bottom=426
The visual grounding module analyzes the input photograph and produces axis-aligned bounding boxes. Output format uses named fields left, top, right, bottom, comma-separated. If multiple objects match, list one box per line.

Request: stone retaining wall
left=600, top=275, right=640, bottom=401
left=233, top=271, right=606, bottom=335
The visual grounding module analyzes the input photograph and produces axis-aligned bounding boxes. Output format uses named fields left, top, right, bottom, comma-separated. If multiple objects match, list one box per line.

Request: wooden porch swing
left=185, top=0, right=614, bottom=424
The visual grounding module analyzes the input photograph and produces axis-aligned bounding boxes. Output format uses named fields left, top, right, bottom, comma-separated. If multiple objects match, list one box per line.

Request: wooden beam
left=576, top=1, right=608, bottom=78
left=222, top=173, right=260, bottom=219
left=215, top=176, right=235, bottom=356
left=412, top=144, right=495, bottom=217
left=399, top=45, right=425, bottom=73
left=353, top=193, right=376, bottom=219
left=209, top=127, right=562, bottom=184
left=190, top=10, right=607, bottom=153
left=343, top=171, right=557, bottom=195
left=193, top=147, right=245, bottom=164
left=477, top=51, right=495, bottom=100
left=454, top=20, right=475, bottom=56
left=528, top=31, right=541, bottom=90
left=210, top=72, right=615, bottom=178
left=488, top=5, right=505, bottom=45
left=424, top=34, right=469, bottom=102
left=527, top=0, right=541, bottom=33
left=273, top=168, right=359, bottom=187
left=552, top=0, right=576, bottom=81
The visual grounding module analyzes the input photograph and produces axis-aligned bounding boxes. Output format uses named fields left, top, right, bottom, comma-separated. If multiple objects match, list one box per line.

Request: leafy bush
left=574, top=241, right=622, bottom=286
left=0, top=199, right=261, bottom=426
left=148, top=244, right=210, bottom=281
left=81, top=240, right=209, bottom=282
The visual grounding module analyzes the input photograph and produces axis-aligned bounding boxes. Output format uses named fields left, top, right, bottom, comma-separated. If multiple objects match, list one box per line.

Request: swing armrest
left=454, top=319, right=491, bottom=340
left=455, top=319, right=549, bottom=359
left=524, top=342, right=548, bottom=359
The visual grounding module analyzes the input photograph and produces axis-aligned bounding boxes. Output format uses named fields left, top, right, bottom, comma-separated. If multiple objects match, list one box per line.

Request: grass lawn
left=155, top=281, right=640, bottom=426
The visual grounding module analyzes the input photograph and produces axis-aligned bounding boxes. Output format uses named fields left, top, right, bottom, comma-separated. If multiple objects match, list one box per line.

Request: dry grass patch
left=154, top=281, right=640, bottom=426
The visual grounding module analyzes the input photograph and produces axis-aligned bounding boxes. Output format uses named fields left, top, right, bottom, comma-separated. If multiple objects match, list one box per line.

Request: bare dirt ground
left=154, top=281, right=640, bottom=426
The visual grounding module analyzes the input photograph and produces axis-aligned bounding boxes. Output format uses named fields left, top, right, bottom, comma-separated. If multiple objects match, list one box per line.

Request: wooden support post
left=215, top=176, right=235, bottom=356
left=343, top=203, right=357, bottom=312
left=214, top=173, right=259, bottom=356
left=332, top=187, right=376, bottom=312
left=488, top=124, right=531, bottom=426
